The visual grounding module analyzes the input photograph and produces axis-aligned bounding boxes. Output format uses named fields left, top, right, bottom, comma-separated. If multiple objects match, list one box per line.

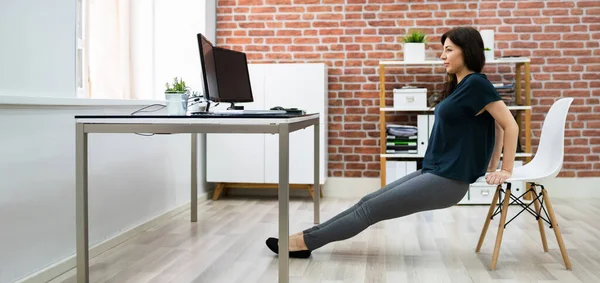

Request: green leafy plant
left=164, top=77, right=189, bottom=93
left=484, top=47, right=491, bottom=51
left=401, top=30, right=427, bottom=43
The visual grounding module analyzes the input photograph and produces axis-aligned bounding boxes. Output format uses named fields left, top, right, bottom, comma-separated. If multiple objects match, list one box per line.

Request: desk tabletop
left=75, top=113, right=320, bottom=125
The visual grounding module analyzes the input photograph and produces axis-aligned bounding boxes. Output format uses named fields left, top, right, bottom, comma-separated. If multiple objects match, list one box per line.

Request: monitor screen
left=196, top=33, right=253, bottom=103
left=197, top=33, right=219, bottom=102
left=213, top=47, right=253, bottom=103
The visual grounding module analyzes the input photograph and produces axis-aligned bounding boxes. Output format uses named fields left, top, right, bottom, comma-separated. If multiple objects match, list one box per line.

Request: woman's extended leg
left=301, top=172, right=468, bottom=251
left=299, top=169, right=424, bottom=236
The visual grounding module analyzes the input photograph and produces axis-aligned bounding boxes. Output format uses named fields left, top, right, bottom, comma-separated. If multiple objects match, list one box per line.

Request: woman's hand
left=485, top=169, right=511, bottom=185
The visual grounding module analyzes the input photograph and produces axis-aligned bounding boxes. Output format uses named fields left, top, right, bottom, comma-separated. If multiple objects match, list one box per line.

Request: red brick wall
left=216, top=0, right=600, bottom=178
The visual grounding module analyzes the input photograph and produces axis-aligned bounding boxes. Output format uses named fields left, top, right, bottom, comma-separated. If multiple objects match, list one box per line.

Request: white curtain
left=86, top=0, right=136, bottom=99
left=83, top=0, right=204, bottom=100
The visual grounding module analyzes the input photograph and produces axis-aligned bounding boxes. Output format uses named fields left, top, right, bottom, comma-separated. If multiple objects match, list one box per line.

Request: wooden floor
left=50, top=196, right=600, bottom=283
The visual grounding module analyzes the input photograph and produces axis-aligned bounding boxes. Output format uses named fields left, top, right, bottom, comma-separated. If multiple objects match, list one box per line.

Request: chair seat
left=474, top=163, right=559, bottom=185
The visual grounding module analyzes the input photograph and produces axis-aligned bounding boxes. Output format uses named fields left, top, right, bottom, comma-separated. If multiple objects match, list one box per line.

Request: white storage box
left=468, top=183, right=496, bottom=204
left=393, top=87, right=427, bottom=109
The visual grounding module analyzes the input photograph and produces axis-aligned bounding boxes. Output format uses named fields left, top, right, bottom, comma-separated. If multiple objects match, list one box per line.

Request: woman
left=266, top=26, right=519, bottom=258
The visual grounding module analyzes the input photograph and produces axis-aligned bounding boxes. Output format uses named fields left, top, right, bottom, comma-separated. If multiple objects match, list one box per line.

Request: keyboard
left=190, top=110, right=307, bottom=118
left=211, top=109, right=287, bottom=115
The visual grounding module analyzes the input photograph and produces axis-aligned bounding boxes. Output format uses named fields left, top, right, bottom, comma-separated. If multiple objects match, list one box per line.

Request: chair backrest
left=528, top=97, right=574, bottom=179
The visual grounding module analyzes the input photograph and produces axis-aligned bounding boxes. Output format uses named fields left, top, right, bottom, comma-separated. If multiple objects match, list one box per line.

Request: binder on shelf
left=494, top=81, right=517, bottom=106
left=417, top=115, right=435, bottom=155
left=386, top=141, right=417, bottom=146
left=386, top=124, right=418, bottom=154
left=387, top=135, right=417, bottom=140
left=385, top=124, right=417, bottom=137
left=428, top=114, right=435, bottom=137
left=417, top=115, right=427, bottom=155
left=386, top=149, right=418, bottom=154
left=387, top=144, right=418, bottom=150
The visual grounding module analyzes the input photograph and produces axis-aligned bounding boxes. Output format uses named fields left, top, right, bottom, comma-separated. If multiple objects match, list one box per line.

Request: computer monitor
left=197, top=33, right=219, bottom=104
left=213, top=47, right=254, bottom=103
left=197, top=33, right=254, bottom=108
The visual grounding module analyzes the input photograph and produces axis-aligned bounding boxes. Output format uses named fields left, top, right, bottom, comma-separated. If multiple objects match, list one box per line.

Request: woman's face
left=440, top=38, right=465, bottom=75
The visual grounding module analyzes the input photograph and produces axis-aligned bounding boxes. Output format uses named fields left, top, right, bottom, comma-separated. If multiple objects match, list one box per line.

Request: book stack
left=493, top=82, right=516, bottom=106
left=385, top=124, right=418, bottom=154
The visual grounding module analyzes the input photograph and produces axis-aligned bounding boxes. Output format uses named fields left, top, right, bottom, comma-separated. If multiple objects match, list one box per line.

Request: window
left=76, top=0, right=207, bottom=101
left=76, top=0, right=86, bottom=98
left=76, top=0, right=155, bottom=100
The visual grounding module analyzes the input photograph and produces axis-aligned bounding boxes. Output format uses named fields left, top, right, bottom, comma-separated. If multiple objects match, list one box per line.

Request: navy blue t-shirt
left=422, top=73, right=502, bottom=184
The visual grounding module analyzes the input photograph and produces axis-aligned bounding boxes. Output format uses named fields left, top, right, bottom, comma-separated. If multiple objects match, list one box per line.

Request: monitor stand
left=227, top=103, right=244, bottom=110
left=212, top=102, right=287, bottom=115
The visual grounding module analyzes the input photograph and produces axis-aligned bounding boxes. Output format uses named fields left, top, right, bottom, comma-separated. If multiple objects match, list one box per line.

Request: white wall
left=0, top=104, right=207, bottom=283
left=0, top=0, right=76, bottom=98
left=0, top=0, right=213, bottom=282
left=0, top=0, right=209, bottom=101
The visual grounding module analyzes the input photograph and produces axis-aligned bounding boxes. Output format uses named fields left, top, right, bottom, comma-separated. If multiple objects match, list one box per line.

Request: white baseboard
left=16, top=193, right=209, bottom=283
left=542, top=177, right=600, bottom=198
left=321, top=177, right=600, bottom=199
left=223, top=178, right=381, bottom=199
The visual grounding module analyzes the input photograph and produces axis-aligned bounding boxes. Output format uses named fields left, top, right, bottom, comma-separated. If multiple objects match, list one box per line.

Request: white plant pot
left=485, top=50, right=494, bottom=62
left=165, top=92, right=188, bottom=115
left=403, top=43, right=425, bottom=62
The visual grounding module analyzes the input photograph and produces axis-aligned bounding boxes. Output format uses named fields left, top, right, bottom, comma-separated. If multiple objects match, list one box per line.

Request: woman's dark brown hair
left=439, top=27, right=486, bottom=102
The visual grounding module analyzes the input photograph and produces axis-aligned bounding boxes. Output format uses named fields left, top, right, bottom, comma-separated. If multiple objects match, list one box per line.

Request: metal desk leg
left=314, top=122, right=320, bottom=224
left=76, top=124, right=89, bottom=283
left=278, top=124, right=290, bottom=283
left=191, top=133, right=198, bottom=222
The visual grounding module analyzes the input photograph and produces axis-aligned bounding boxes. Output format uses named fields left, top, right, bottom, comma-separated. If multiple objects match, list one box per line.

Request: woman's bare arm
left=487, top=121, right=504, bottom=172
left=483, top=100, right=518, bottom=184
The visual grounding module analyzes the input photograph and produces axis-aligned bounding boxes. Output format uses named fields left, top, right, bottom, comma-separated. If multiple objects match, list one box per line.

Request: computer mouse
left=270, top=106, right=285, bottom=110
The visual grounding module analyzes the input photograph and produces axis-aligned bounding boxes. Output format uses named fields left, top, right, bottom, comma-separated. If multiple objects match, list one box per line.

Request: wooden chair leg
left=491, top=186, right=512, bottom=270
left=476, top=184, right=501, bottom=252
left=541, top=188, right=572, bottom=270
left=531, top=184, right=548, bottom=252
left=213, top=183, right=226, bottom=200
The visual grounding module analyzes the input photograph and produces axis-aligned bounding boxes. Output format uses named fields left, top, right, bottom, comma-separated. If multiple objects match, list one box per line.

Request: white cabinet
left=207, top=63, right=328, bottom=185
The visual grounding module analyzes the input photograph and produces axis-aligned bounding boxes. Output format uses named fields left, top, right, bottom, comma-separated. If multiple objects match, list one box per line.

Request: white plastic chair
left=475, top=97, right=574, bottom=270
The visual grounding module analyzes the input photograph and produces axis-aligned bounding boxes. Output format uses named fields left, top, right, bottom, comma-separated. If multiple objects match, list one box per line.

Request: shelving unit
left=378, top=58, right=532, bottom=204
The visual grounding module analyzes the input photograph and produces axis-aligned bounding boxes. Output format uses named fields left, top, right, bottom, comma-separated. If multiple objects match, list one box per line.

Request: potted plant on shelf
left=484, top=47, right=494, bottom=62
left=401, top=30, right=426, bottom=62
left=164, top=77, right=190, bottom=115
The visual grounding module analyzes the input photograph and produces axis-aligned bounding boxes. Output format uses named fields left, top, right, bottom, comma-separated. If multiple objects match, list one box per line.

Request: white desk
left=74, top=113, right=321, bottom=283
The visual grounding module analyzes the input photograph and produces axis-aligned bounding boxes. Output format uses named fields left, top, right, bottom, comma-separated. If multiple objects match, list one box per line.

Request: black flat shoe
left=265, top=237, right=312, bottom=258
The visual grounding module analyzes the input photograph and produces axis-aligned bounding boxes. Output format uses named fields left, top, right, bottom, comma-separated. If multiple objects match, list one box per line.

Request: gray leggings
left=303, top=170, right=469, bottom=250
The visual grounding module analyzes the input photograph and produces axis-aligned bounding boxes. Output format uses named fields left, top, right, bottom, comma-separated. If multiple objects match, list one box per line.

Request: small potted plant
left=164, top=77, right=190, bottom=115
left=484, top=47, right=494, bottom=62
left=401, top=30, right=427, bottom=62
